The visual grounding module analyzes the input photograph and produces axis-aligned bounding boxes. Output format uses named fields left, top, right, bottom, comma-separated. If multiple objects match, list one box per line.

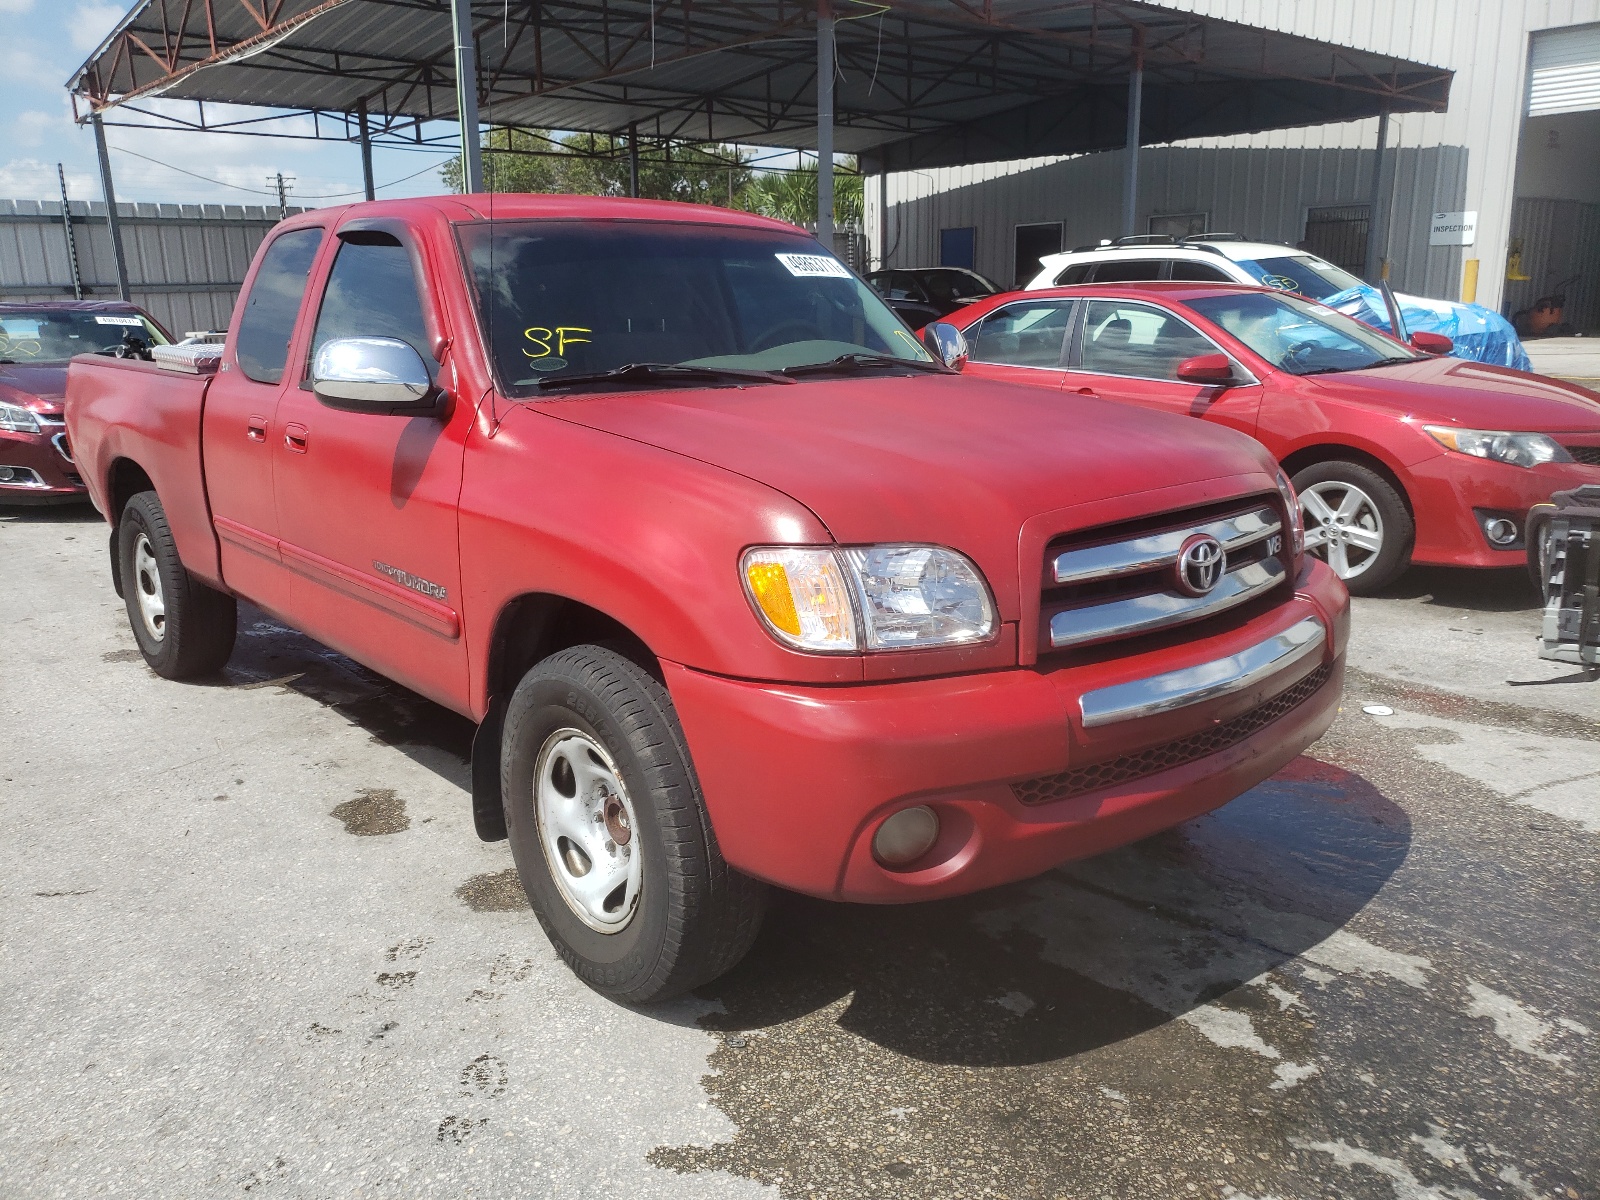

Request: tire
left=1291, top=460, right=1414, bottom=595
left=118, top=490, right=238, bottom=679
left=501, top=644, right=767, bottom=1003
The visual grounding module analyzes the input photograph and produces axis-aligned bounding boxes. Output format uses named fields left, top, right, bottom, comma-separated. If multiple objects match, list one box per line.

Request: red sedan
left=1, top=301, right=169, bottom=503
left=937, top=282, right=1600, bottom=592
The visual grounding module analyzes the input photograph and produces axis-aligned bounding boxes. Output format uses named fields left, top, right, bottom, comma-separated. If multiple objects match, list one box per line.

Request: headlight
left=0, top=401, right=41, bottom=434
left=1424, top=426, right=1572, bottom=469
left=741, top=544, right=996, bottom=652
left=1274, top=470, right=1305, bottom=558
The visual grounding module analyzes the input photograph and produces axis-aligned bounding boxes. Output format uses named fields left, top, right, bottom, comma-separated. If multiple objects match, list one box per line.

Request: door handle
left=1075, top=387, right=1098, bottom=397
left=247, top=416, right=268, bottom=442
left=284, top=423, right=309, bottom=453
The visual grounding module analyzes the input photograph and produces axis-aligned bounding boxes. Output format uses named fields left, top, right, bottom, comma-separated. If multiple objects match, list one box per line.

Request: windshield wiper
left=534, top=362, right=793, bottom=391
left=779, top=353, right=949, bottom=377
left=1295, top=354, right=1419, bottom=377
left=1362, top=355, right=1422, bottom=369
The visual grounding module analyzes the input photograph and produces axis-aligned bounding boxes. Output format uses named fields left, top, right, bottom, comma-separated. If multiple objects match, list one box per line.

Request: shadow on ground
left=1378, top=563, right=1540, bottom=612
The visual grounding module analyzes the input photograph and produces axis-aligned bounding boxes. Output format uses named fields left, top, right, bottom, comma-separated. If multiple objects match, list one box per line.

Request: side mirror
left=1410, top=330, right=1453, bottom=354
left=921, top=322, right=969, bottom=371
left=311, top=336, right=440, bottom=414
left=1175, top=352, right=1235, bottom=385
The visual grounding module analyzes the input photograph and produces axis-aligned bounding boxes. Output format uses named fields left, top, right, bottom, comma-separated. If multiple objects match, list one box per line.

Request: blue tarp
left=1320, top=284, right=1533, bottom=372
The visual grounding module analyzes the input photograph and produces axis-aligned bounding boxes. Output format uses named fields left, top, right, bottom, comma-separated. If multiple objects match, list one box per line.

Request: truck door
left=1066, top=298, right=1262, bottom=438
left=959, top=298, right=1075, bottom=389
left=270, top=225, right=470, bottom=710
left=201, top=224, right=325, bottom=613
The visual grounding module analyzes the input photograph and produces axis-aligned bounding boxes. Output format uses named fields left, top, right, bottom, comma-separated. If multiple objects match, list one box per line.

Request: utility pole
left=56, top=163, right=83, bottom=300
left=357, top=99, right=376, bottom=201
left=816, top=0, right=835, bottom=248
left=450, top=0, right=484, bottom=193
left=272, top=172, right=291, bottom=220
left=91, top=112, right=131, bottom=303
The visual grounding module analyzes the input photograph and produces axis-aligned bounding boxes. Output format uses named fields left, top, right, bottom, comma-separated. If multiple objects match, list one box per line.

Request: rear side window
left=1054, top=263, right=1091, bottom=286
left=971, top=301, right=1074, bottom=368
left=235, top=228, right=323, bottom=384
left=1170, top=259, right=1233, bottom=282
left=1090, top=259, right=1163, bottom=283
left=311, top=234, right=435, bottom=371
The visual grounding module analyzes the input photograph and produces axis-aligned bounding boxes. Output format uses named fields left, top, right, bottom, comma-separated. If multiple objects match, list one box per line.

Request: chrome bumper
left=1079, top=616, right=1326, bottom=728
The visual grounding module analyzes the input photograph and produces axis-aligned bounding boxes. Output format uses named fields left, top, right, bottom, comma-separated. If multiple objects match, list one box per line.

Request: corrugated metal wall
left=867, top=0, right=1600, bottom=311
left=0, top=200, right=303, bottom=335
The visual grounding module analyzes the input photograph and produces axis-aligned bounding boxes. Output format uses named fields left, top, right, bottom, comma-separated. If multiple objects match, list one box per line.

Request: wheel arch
left=104, top=457, right=156, bottom=597
left=470, top=591, right=661, bottom=844
left=1279, top=443, right=1414, bottom=518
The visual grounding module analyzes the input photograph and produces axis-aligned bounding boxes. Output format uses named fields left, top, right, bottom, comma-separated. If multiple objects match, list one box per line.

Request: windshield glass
left=1185, top=291, right=1419, bottom=375
left=1236, top=254, right=1364, bottom=300
left=458, top=220, right=930, bottom=394
left=0, top=308, right=167, bottom=364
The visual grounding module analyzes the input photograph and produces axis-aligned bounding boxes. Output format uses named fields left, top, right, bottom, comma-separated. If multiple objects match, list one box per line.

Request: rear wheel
left=118, top=490, right=237, bottom=679
left=1292, top=460, right=1413, bottom=595
left=501, top=644, right=766, bottom=1003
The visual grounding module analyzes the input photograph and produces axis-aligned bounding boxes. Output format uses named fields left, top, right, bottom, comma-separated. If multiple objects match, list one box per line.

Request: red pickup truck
left=67, top=195, right=1349, bottom=1001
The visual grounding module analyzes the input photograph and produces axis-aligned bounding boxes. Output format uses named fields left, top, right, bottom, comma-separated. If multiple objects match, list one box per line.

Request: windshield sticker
left=520, top=357, right=567, bottom=374
left=1260, top=274, right=1298, bottom=291
left=94, top=315, right=145, bottom=326
left=776, top=253, right=852, bottom=279
left=523, top=325, right=591, bottom=361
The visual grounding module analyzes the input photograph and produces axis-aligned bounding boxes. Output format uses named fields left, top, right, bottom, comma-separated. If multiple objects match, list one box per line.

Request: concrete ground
left=1525, top=336, right=1600, bottom=387
left=2, top=504, right=1595, bottom=1200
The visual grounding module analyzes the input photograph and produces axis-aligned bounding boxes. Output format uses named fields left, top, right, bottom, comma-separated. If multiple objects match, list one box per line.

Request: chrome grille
left=1043, top=499, right=1286, bottom=651
left=1011, top=663, right=1333, bottom=806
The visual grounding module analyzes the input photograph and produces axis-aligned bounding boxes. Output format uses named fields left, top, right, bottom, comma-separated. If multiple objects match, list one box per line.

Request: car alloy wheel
left=132, top=532, right=167, bottom=641
left=533, top=728, right=643, bottom=933
left=1299, top=480, right=1385, bottom=581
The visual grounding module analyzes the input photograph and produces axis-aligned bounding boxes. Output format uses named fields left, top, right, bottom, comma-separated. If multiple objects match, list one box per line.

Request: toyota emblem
left=1175, top=534, right=1226, bottom=596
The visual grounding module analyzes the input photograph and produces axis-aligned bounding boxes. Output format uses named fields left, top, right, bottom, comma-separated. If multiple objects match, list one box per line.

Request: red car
left=1, top=302, right=169, bottom=502
left=67, top=196, right=1348, bottom=1001
left=939, top=283, right=1600, bottom=592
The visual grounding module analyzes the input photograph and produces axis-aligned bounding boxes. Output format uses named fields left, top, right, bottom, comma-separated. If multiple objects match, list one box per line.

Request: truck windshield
left=458, top=220, right=931, bottom=394
left=0, top=309, right=167, bottom=364
left=1185, top=291, right=1420, bottom=375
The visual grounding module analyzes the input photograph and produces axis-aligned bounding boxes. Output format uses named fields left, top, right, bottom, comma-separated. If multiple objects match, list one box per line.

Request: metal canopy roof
left=69, top=0, right=1452, bottom=171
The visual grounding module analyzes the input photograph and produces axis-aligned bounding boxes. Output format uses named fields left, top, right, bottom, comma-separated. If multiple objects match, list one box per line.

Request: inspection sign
left=1429, top=211, right=1477, bottom=246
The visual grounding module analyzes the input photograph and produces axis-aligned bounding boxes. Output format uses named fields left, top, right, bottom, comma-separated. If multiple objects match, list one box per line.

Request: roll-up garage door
left=1528, top=23, right=1600, bottom=116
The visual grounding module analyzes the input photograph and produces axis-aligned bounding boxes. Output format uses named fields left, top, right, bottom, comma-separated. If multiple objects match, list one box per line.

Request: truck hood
left=0, top=363, right=67, bottom=413
left=534, top=373, right=1276, bottom=605
left=1306, top=355, right=1600, bottom=431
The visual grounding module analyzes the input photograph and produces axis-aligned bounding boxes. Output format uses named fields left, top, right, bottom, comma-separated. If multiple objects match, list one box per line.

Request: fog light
left=1483, top=517, right=1518, bottom=546
left=0, top=467, right=13, bottom=481
left=872, top=805, right=940, bottom=866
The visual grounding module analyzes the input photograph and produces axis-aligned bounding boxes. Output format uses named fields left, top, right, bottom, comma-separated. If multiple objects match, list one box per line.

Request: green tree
left=742, top=157, right=862, bottom=227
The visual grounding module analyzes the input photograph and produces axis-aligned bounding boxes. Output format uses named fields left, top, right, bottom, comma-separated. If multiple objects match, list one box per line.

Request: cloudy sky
left=0, top=0, right=459, bottom=207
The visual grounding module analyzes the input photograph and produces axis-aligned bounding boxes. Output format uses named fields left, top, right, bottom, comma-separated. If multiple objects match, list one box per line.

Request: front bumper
left=0, top=423, right=85, bottom=501
left=1409, top=449, right=1600, bottom=568
left=667, top=559, right=1349, bottom=902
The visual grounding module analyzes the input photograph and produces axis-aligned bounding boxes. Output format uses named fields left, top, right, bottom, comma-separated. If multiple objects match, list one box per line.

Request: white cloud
left=69, top=0, right=124, bottom=51
left=0, top=0, right=35, bottom=14
left=0, top=39, right=63, bottom=88
left=14, top=110, right=56, bottom=148
left=0, top=158, right=97, bottom=199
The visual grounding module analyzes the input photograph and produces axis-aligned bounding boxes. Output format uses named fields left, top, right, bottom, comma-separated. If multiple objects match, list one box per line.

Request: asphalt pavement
left=2, top=503, right=1595, bottom=1200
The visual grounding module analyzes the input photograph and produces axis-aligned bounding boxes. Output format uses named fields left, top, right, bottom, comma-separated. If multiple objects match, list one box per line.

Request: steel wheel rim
left=533, top=728, right=643, bottom=934
left=133, top=533, right=166, bottom=642
left=1299, top=480, right=1385, bottom=581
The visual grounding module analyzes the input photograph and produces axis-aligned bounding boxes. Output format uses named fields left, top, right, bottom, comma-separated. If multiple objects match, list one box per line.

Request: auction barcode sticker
left=94, top=315, right=145, bottom=326
left=776, top=253, right=852, bottom=279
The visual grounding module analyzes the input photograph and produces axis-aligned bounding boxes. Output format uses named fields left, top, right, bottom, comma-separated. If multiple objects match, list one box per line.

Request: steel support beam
left=91, top=112, right=131, bottom=303
left=1122, top=31, right=1143, bottom=238
left=57, top=163, right=83, bottom=301
left=1363, top=108, right=1391, bottom=283
left=629, top=121, right=640, bottom=197
left=358, top=99, right=376, bottom=200
left=816, top=0, right=835, bottom=247
left=451, top=0, right=484, bottom=193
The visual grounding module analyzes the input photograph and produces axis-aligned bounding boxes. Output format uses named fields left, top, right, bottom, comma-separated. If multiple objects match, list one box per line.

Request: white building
left=867, top=0, right=1600, bottom=334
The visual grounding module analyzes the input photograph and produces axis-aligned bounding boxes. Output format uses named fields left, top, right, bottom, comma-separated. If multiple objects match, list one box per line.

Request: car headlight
left=741, top=544, right=996, bottom=652
left=1274, top=469, right=1305, bottom=559
left=0, top=401, right=41, bottom=434
left=1423, top=426, right=1573, bottom=468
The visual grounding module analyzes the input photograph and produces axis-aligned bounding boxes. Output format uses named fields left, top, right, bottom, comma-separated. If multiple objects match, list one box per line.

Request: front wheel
left=118, top=490, right=237, bottom=679
left=501, top=644, right=767, bottom=1003
left=1292, top=461, right=1414, bottom=595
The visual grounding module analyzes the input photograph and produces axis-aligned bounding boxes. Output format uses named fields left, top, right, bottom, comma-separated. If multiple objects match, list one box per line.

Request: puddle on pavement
left=455, top=869, right=530, bottom=912
left=330, top=787, right=410, bottom=836
left=100, top=648, right=142, bottom=663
